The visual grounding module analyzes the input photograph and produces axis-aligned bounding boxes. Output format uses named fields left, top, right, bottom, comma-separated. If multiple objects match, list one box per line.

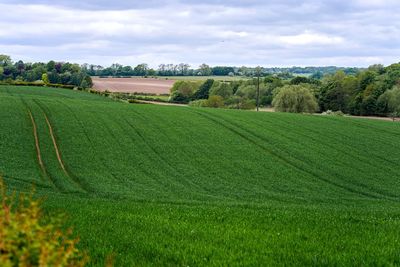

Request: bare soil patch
left=92, top=77, right=175, bottom=94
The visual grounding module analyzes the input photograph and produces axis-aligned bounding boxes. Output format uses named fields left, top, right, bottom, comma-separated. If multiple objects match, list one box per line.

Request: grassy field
left=1, top=85, right=400, bottom=266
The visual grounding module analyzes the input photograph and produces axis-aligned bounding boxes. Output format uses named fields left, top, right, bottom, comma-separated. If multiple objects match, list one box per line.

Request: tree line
left=0, top=55, right=92, bottom=88
left=85, top=63, right=359, bottom=77
left=170, top=63, right=400, bottom=118
left=1, top=54, right=398, bottom=117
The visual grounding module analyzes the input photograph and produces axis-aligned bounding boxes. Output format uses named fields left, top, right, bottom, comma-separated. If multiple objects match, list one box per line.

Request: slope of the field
left=1, top=85, right=400, bottom=266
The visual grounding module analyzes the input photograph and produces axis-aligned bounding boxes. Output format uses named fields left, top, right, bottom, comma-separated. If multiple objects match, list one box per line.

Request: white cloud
left=0, top=1, right=399, bottom=67
left=279, top=32, right=344, bottom=46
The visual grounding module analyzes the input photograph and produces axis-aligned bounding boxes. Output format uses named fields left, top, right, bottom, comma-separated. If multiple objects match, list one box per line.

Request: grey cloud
left=0, top=0, right=399, bottom=67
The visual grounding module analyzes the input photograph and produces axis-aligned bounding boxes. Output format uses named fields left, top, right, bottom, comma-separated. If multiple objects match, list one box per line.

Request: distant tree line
left=172, top=63, right=400, bottom=117
left=0, top=55, right=92, bottom=88
left=2, top=54, right=399, bottom=117
left=86, top=62, right=360, bottom=78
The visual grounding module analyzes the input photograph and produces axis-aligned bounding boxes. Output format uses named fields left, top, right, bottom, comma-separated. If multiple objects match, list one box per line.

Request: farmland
left=91, top=76, right=249, bottom=94
left=1, top=85, right=400, bottom=266
left=92, top=77, right=175, bottom=94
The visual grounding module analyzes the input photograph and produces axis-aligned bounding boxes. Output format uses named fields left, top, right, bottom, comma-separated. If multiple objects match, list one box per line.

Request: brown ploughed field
left=92, top=77, right=175, bottom=94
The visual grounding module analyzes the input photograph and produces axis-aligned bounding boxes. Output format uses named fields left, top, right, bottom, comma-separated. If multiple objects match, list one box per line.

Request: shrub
left=206, top=95, right=224, bottom=108
left=189, top=99, right=208, bottom=107
left=0, top=179, right=88, bottom=266
left=322, top=110, right=345, bottom=116
left=225, top=96, right=256, bottom=110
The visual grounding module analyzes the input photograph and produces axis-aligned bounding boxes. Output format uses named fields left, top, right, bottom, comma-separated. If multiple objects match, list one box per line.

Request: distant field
left=92, top=76, right=249, bottom=94
left=2, top=85, right=400, bottom=266
left=156, top=75, right=249, bottom=81
left=92, top=77, right=175, bottom=94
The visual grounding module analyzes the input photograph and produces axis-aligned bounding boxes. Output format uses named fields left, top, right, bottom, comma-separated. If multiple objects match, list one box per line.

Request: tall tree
left=198, top=64, right=212, bottom=76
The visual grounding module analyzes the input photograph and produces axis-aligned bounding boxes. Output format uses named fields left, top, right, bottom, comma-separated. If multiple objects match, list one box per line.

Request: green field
left=1, top=85, right=400, bottom=266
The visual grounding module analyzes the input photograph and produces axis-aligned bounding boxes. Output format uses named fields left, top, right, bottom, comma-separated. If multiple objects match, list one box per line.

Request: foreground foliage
left=0, top=179, right=87, bottom=267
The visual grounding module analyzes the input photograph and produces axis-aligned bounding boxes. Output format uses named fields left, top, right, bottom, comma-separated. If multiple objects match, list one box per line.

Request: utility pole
left=256, top=66, right=261, bottom=112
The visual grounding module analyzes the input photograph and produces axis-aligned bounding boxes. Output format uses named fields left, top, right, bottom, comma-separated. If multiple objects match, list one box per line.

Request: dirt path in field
left=44, top=114, right=68, bottom=175
left=43, top=112, right=88, bottom=192
left=345, top=115, right=398, bottom=122
left=132, top=99, right=188, bottom=107
left=28, top=110, right=46, bottom=176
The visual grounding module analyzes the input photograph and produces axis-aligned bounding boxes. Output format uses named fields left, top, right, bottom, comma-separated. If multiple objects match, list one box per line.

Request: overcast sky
left=1, top=0, right=399, bottom=67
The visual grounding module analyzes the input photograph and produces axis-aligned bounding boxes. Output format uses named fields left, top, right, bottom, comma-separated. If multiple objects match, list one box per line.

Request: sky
left=1, top=0, right=400, bottom=68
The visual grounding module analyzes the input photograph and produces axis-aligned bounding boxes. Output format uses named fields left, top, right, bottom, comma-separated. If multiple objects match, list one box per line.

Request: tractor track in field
left=207, top=110, right=400, bottom=201
left=235, top=116, right=400, bottom=199
left=234, top=114, right=400, bottom=196
left=99, top=109, right=199, bottom=196
left=18, top=96, right=58, bottom=190
left=33, top=100, right=89, bottom=193
left=275, top=115, right=400, bottom=167
left=54, top=100, right=127, bottom=190
left=125, top=109, right=242, bottom=197
left=28, top=110, right=46, bottom=177
left=120, top=114, right=226, bottom=200
left=44, top=114, right=68, bottom=176
left=128, top=109, right=269, bottom=200
left=191, top=109, right=393, bottom=201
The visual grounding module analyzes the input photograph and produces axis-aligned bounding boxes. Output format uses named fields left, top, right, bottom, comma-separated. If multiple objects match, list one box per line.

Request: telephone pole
left=256, top=66, right=261, bottom=112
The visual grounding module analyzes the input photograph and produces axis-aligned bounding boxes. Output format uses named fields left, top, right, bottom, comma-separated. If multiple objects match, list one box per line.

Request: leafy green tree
left=170, top=81, right=198, bottom=103
left=378, top=86, right=400, bottom=118
left=48, top=70, right=60, bottom=84
left=211, top=66, right=235, bottom=76
left=198, top=64, right=212, bottom=76
left=210, top=82, right=233, bottom=99
left=133, top=63, right=148, bottom=76
left=319, top=71, right=354, bottom=113
left=193, top=79, right=214, bottom=99
left=290, top=76, right=310, bottom=85
left=41, top=73, right=49, bottom=84
left=46, top=60, right=56, bottom=72
left=0, top=55, right=12, bottom=66
left=272, top=85, right=318, bottom=113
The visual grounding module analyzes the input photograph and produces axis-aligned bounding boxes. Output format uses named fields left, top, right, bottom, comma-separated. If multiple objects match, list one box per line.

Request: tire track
left=28, top=110, right=46, bottom=176
left=98, top=110, right=195, bottom=197
left=190, top=109, right=388, bottom=201
left=54, top=100, right=130, bottom=189
left=120, top=114, right=227, bottom=201
left=233, top=114, right=400, bottom=198
left=243, top=115, right=400, bottom=200
left=44, top=114, right=68, bottom=175
left=33, top=100, right=89, bottom=193
left=20, top=97, right=58, bottom=190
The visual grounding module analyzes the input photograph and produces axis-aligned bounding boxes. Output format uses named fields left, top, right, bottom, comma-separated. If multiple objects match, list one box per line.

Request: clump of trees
left=318, top=63, right=400, bottom=116
left=0, top=55, right=92, bottom=88
left=178, top=62, right=400, bottom=117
